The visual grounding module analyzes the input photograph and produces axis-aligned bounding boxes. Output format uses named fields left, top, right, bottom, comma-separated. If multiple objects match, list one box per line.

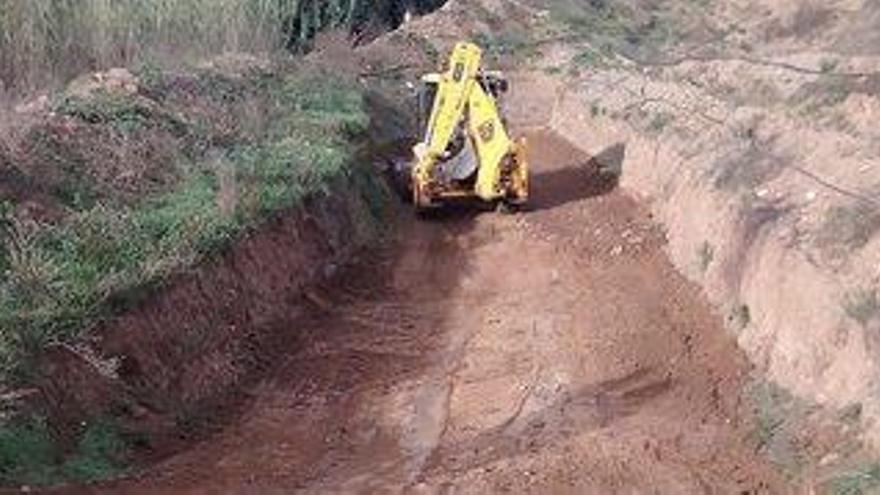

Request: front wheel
left=497, top=199, right=528, bottom=215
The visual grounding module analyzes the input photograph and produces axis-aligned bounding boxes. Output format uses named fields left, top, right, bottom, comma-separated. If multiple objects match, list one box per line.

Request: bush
left=547, top=0, right=680, bottom=62
left=56, top=91, right=189, bottom=137
left=828, top=464, right=880, bottom=495
left=0, top=417, right=58, bottom=486
left=61, top=420, right=128, bottom=483
left=843, top=288, right=880, bottom=327
left=818, top=204, right=880, bottom=252
left=0, top=416, right=128, bottom=486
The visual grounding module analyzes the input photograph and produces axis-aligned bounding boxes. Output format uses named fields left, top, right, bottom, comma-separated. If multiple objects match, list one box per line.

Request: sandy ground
left=63, top=132, right=783, bottom=494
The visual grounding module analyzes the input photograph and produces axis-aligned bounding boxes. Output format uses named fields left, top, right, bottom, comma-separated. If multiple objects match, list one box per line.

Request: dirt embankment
left=497, top=0, right=880, bottom=475
left=38, top=178, right=388, bottom=455
left=0, top=49, right=399, bottom=468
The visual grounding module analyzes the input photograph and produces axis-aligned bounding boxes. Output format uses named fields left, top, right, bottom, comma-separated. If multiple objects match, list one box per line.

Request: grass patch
left=791, top=73, right=854, bottom=118
left=0, top=417, right=127, bottom=485
left=817, top=204, right=880, bottom=253
left=766, top=2, right=836, bottom=40
left=712, top=141, right=786, bottom=192
left=547, top=0, right=682, bottom=62
left=56, top=91, right=187, bottom=137
left=572, top=46, right=616, bottom=70
left=473, top=31, right=537, bottom=63
left=730, top=303, right=751, bottom=331
left=646, top=111, right=674, bottom=135
left=828, top=464, right=880, bottom=495
left=843, top=288, right=880, bottom=327
left=61, top=419, right=128, bottom=482
left=748, top=380, right=806, bottom=477
left=697, top=241, right=714, bottom=273
left=0, top=416, right=59, bottom=486
left=821, top=58, right=840, bottom=74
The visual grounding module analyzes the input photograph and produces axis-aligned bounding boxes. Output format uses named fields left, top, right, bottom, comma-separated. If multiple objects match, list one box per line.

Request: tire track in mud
left=81, top=131, right=782, bottom=494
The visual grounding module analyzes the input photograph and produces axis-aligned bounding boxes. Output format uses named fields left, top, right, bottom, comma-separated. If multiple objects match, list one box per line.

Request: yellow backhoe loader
left=407, top=41, right=529, bottom=211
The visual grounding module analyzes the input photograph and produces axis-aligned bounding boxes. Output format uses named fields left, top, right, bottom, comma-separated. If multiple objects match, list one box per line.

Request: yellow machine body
left=411, top=42, right=529, bottom=209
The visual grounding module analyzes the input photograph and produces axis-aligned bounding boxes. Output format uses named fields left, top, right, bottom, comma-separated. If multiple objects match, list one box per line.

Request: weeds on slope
left=545, top=0, right=686, bottom=65
left=0, top=64, right=377, bottom=485
left=828, top=463, right=880, bottom=495
left=748, top=379, right=809, bottom=479
left=0, top=68, right=370, bottom=384
left=0, top=416, right=128, bottom=485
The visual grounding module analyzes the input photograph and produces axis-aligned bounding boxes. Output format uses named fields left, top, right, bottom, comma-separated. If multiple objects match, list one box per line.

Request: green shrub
left=61, top=420, right=128, bottom=483
left=747, top=380, right=805, bottom=477
left=0, top=416, right=128, bottom=486
left=473, top=31, right=536, bottom=62
left=547, top=0, right=681, bottom=61
left=0, top=417, right=59, bottom=486
left=818, top=204, right=880, bottom=252
left=828, top=464, right=880, bottom=495
left=56, top=91, right=189, bottom=137
left=843, top=288, right=880, bottom=327
left=697, top=241, right=714, bottom=273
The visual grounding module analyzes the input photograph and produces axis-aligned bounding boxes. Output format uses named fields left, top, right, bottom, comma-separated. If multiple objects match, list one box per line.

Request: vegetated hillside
left=0, top=56, right=394, bottom=484
left=0, top=0, right=447, bottom=97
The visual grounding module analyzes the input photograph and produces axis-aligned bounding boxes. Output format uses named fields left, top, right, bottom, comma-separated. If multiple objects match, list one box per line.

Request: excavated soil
left=60, top=132, right=782, bottom=494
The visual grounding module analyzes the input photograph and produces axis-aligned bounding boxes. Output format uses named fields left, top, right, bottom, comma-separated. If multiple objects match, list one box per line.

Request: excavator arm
left=411, top=42, right=529, bottom=209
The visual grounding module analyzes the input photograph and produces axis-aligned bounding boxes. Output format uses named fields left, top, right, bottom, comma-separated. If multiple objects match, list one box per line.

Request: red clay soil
left=36, top=187, right=381, bottom=455
left=58, top=132, right=781, bottom=494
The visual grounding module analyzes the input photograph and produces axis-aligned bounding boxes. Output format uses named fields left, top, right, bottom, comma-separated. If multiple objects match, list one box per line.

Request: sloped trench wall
left=36, top=168, right=393, bottom=448
left=527, top=70, right=880, bottom=448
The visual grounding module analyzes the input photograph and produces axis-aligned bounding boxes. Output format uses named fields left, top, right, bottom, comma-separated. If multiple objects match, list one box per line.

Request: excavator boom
left=411, top=42, right=529, bottom=209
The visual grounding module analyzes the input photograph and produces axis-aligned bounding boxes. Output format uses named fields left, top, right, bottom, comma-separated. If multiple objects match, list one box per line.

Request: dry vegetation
left=0, top=0, right=447, bottom=97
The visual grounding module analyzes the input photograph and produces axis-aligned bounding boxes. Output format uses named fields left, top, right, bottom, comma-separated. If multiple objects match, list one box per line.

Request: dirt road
left=84, top=132, right=781, bottom=493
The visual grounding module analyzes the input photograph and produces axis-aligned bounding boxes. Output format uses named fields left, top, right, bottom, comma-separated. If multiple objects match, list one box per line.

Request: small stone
left=131, top=404, right=149, bottom=419
left=323, top=263, right=338, bottom=279
left=820, top=452, right=841, bottom=466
